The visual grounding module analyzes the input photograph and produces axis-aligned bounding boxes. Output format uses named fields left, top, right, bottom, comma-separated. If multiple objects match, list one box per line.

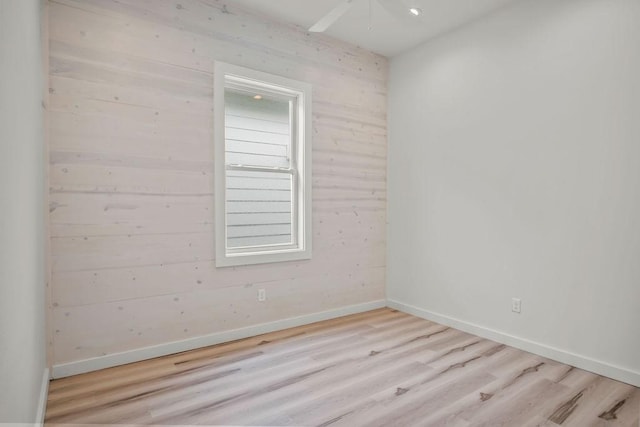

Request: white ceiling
left=230, top=0, right=519, bottom=57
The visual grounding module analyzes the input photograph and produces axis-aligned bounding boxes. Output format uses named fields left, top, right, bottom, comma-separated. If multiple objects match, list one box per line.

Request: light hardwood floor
left=45, top=308, right=640, bottom=426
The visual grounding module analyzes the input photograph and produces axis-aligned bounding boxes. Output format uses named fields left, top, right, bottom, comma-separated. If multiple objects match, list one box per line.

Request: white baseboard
left=387, top=299, right=640, bottom=387
left=51, top=298, right=639, bottom=386
left=34, top=368, right=49, bottom=426
left=52, top=299, right=386, bottom=378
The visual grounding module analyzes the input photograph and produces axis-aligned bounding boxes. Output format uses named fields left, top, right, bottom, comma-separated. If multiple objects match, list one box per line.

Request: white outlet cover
left=512, top=298, right=521, bottom=313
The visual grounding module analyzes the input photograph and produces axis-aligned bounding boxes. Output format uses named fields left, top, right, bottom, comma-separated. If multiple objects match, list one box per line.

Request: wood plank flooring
left=45, top=308, right=640, bottom=426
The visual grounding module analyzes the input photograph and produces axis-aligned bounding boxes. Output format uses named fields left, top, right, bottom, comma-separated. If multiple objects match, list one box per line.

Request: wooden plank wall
left=47, top=0, right=388, bottom=366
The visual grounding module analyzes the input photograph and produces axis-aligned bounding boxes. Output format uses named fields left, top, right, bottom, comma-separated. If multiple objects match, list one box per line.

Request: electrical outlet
left=511, top=298, right=521, bottom=313
left=258, top=288, right=266, bottom=302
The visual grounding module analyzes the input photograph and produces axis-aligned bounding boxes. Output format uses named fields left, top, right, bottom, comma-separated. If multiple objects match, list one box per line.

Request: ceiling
left=230, top=0, right=519, bottom=57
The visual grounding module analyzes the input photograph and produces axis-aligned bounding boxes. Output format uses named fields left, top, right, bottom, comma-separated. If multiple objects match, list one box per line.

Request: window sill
left=215, top=247, right=312, bottom=267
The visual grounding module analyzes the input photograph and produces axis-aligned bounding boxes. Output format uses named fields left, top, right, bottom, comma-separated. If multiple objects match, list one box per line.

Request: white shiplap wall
left=48, top=0, right=387, bottom=368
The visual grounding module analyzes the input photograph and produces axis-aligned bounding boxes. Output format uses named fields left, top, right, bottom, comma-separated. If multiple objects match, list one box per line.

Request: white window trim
left=214, top=62, right=312, bottom=267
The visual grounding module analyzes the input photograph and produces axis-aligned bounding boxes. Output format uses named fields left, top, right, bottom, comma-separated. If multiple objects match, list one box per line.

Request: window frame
left=214, top=62, right=312, bottom=267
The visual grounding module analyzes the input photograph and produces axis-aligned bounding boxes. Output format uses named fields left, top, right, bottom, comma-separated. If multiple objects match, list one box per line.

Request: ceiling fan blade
left=309, top=0, right=355, bottom=32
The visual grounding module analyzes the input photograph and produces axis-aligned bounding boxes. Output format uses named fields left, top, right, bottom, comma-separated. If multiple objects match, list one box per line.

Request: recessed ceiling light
left=253, top=95, right=262, bottom=100
left=409, top=7, right=422, bottom=16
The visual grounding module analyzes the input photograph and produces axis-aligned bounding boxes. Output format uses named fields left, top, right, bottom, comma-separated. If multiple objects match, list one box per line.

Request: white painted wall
left=388, top=0, right=640, bottom=385
left=0, top=0, right=48, bottom=423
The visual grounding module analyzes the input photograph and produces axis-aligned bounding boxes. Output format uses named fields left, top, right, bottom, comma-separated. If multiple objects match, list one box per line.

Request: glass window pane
left=226, top=169, right=294, bottom=249
left=225, top=89, right=291, bottom=168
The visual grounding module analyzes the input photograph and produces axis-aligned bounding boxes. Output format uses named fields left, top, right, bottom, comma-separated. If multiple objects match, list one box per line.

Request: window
left=214, top=62, right=312, bottom=267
